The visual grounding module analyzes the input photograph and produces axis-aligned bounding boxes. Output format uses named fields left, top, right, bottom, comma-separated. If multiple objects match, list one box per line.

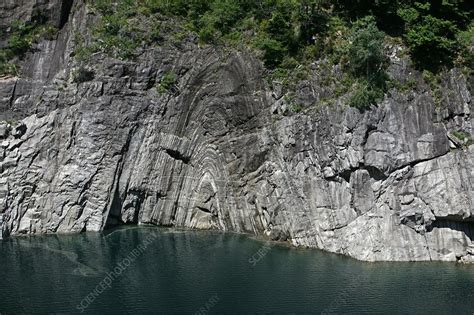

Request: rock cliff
left=0, top=0, right=473, bottom=262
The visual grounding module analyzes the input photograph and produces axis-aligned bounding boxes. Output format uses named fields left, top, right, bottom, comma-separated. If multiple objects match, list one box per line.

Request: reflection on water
left=0, top=227, right=473, bottom=314
left=16, top=239, right=102, bottom=277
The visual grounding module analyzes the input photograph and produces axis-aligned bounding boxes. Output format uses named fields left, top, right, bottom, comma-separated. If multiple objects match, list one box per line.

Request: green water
left=0, top=227, right=473, bottom=314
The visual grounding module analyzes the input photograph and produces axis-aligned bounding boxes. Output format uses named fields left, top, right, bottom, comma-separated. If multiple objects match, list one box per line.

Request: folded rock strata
left=0, top=0, right=472, bottom=262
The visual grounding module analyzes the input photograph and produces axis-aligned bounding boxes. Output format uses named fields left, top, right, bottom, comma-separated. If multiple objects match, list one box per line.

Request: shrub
left=398, top=2, right=462, bottom=72
left=456, top=22, right=474, bottom=69
left=157, top=71, right=177, bottom=94
left=296, top=0, right=330, bottom=44
left=0, top=16, right=58, bottom=76
left=198, top=23, right=217, bottom=43
left=0, top=61, right=18, bottom=76
left=340, top=16, right=389, bottom=108
left=149, top=24, right=163, bottom=43
left=289, top=103, right=303, bottom=113
left=265, top=10, right=296, bottom=51
left=349, top=81, right=384, bottom=110
left=208, top=0, right=241, bottom=33
left=258, top=37, right=287, bottom=68
left=452, top=130, right=474, bottom=146
left=347, top=16, right=388, bottom=82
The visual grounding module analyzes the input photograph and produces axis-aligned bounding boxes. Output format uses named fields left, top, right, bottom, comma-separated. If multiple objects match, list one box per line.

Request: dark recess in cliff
left=59, top=0, right=74, bottom=29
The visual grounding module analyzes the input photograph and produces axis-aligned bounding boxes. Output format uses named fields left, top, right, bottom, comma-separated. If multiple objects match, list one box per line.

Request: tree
left=333, top=0, right=405, bottom=35
left=396, top=1, right=474, bottom=72
left=296, top=0, right=330, bottom=44
left=347, top=16, right=387, bottom=84
left=346, top=16, right=388, bottom=109
left=258, top=36, right=287, bottom=68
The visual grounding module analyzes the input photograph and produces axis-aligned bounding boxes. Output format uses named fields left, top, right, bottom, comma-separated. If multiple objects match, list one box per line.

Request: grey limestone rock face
left=0, top=0, right=473, bottom=263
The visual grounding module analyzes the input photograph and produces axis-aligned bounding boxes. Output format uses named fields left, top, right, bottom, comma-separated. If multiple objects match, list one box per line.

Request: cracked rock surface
left=0, top=0, right=473, bottom=262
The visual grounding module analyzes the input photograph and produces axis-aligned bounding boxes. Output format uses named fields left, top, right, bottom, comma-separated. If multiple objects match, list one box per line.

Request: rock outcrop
left=0, top=0, right=473, bottom=262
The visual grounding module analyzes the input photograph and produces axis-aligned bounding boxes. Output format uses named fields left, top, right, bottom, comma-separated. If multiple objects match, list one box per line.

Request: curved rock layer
left=0, top=0, right=473, bottom=262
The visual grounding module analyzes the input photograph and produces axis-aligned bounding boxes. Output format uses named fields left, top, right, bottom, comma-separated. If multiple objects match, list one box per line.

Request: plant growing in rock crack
left=452, top=130, right=474, bottom=147
left=388, top=77, right=418, bottom=93
left=156, top=71, right=177, bottom=95
left=421, top=70, right=445, bottom=107
left=283, top=93, right=303, bottom=114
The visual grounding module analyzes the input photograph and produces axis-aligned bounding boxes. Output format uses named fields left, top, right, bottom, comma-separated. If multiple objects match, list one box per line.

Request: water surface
left=0, top=227, right=473, bottom=314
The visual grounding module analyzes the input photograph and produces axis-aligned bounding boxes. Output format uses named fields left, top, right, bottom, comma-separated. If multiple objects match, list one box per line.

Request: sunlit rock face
left=0, top=0, right=473, bottom=262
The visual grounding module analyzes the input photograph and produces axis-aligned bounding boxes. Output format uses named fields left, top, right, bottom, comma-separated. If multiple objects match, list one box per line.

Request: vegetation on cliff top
left=83, top=0, right=472, bottom=107
left=1, top=0, right=472, bottom=107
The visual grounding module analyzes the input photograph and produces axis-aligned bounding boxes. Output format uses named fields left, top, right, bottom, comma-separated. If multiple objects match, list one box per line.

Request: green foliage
left=333, top=0, right=472, bottom=72
left=70, top=0, right=471, bottom=109
left=79, top=0, right=472, bottom=77
left=0, top=60, right=18, bottom=76
left=198, top=23, right=217, bottom=43
left=89, top=7, right=141, bottom=59
left=157, top=71, right=177, bottom=94
left=77, top=0, right=171, bottom=61
left=452, top=130, right=468, bottom=141
left=0, top=17, right=58, bottom=76
left=344, top=17, right=388, bottom=109
left=207, top=0, right=242, bottom=34
left=388, top=77, right=418, bottom=93
left=74, top=40, right=100, bottom=63
left=422, top=70, right=443, bottom=106
left=349, top=81, right=384, bottom=109
left=296, top=0, right=331, bottom=44
left=456, top=22, right=474, bottom=69
left=347, top=17, right=387, bottom=81
left=283, top=93, right=303, bottom=114
left=333, top=0, right=404, bottom=35
left=289, top=103, right=303, bottom=113
left=258, top=36, right=287, bottom=68
left=397, top=1, right=472, bottom=72
left=452, top=130, right=474, bottom=146
left=400, top=10, right=457, bottom=71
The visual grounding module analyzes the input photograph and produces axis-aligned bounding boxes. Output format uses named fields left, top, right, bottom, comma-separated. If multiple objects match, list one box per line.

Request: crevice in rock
left=423, top=233, right=433, bottom=261
left=196, top=206, right=212, bottom=213
left=104, top=182, right=123, bottom=228
left=13, top=124, right=27, bottom=139
left=169, top=174, right=188, bottom=225
left=336, top=168, right=352, bottom=182
left=59, top=0, right=74, bottom=29
left=9, top=80, right=17, bottom=109
left=165, top=148, right=190, bottom=164
left=364, top=165, right=387, bottom=181
left=430, top=218, right=474, bottom=241
left=340, top=147, right=452, bottom=185
left=27, top=151, right=41, bottom=168
left=336, top=163, right=387, bottom=183
left=361, top=124, right=377, bottom=147
left=322, top=223, right=350, bottom=232
left=66, top=121, right=76, bottom=150
left=77, top=168, right=100, bottom=207
left=103, top=126, right=137, bottom=229
left=130, top=189, right=146, bottom=224
left=434, top=214, right=474, bottom=223
left=388, top=149, right=451, bottom=176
